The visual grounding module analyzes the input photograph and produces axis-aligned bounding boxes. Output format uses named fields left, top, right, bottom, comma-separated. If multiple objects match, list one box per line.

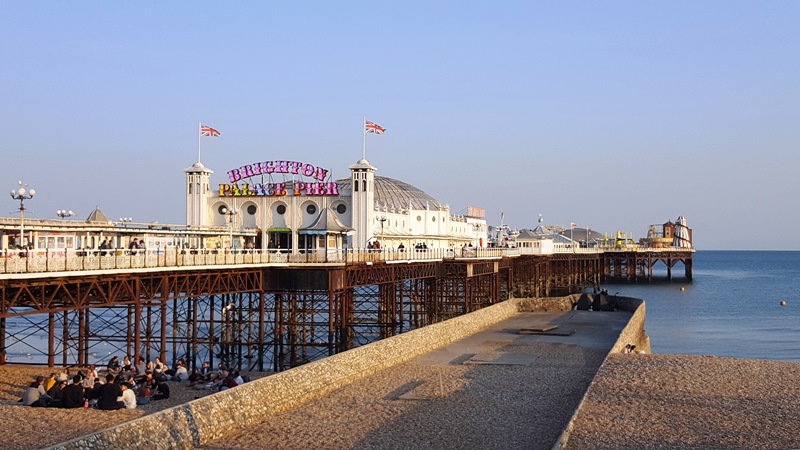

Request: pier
left=602, top=248, right=693, bottom=281
left=0, top=246, right=690, bottom=370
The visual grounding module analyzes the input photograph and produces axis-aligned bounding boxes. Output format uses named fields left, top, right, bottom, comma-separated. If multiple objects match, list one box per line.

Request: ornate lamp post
left=9, top=181, right=35, bottom=248
left=119, top=217, right=132, bottom=228
left=220, top=206, right=238, bottom=249
left=473, top=223, right=483, bottom=247
left=56, top=210, right=74, bottom=219
left=378, top=216, right=387, bottom=249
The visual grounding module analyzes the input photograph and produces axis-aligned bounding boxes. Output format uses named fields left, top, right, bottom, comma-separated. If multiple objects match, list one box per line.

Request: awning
left=298, top=207, right=353, bottom=235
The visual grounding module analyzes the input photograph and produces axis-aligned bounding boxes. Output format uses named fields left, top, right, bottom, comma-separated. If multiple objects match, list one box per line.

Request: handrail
left=0, top=245, right=693, bottom=276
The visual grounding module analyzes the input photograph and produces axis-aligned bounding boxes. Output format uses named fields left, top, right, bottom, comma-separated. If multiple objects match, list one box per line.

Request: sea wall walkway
left=48, top=295, right=646, bottom=450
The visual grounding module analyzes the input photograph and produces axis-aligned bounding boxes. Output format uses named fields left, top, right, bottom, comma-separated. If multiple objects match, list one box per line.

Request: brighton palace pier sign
left=220, top=160, right=339, bottom=197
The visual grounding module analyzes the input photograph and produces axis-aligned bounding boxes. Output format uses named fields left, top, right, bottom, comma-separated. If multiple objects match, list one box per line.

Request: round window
left=306, top=204, right=317, bottom=215
left=336, top=204, right=347, bottom=214
left=416, top=216, right=422, bottom=222
left=432, top=217, right=436, bottom=222
left=247, top=205, right=257, bottom=215
left=276, top=204, right=286, bottom=215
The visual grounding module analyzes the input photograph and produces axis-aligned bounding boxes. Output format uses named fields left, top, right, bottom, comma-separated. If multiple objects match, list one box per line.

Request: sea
left=600, top=250, right=800, bottom=363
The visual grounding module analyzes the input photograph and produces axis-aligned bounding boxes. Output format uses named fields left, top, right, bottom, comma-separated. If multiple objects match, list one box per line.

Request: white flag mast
left=362, top=116, right=367, bottom=161
left=197, top=122, right=202, bottom=164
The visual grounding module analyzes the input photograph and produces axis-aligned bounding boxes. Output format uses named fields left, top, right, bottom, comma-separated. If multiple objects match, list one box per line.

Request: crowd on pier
left=19, top=355, right=246, bottom=410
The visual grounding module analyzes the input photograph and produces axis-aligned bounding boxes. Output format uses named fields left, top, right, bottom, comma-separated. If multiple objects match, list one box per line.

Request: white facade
left=185, top=158, right=487, bottom=251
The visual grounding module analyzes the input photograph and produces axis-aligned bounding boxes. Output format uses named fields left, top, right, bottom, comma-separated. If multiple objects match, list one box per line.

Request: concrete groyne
left=551, top=295, right=647, bottom=450
left=49, top=294, right=648, bottom=450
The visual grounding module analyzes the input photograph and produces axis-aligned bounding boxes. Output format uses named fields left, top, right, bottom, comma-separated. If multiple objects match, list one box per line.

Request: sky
left=1, top=2, right=798, bottom=250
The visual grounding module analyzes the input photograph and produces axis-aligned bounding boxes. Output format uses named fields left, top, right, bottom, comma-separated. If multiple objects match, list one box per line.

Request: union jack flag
left=365, top=120, right=385, bottom=134
left=200, top=124, right=221, bottom=137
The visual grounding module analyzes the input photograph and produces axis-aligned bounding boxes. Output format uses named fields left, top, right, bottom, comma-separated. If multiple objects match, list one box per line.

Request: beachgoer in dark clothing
left=61, top=375, right=85, bottom=408
left=47, top=380, right=66, bottom=407
left=151, top=381, right=170, bottom=400
left=97, top=374, right=123, bottom=410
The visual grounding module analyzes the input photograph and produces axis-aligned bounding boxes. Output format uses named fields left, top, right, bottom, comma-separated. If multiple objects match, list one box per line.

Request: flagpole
left=198, top=122, right=202, bottom=163
left=362, top=116, right=366, bottom=160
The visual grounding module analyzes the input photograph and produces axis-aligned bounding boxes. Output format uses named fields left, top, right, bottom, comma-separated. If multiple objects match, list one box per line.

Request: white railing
left=0, top=246, right=513, bottom=275
left=0, top=244, right=692, bottom=276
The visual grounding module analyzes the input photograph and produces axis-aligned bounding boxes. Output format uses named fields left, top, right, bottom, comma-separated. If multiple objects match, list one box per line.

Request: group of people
left=21, top=367, right=136, bottom=410
left=20, top=354, right=194, bottom=410
left=367, top=241, right=431, bottom=252
left=186, top=362, right=246, bottom=392
left=126, top=238, right=146, bottom=254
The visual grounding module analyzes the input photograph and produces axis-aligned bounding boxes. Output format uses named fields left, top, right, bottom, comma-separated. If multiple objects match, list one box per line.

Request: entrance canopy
left=298, top=208, right=353, bottom=235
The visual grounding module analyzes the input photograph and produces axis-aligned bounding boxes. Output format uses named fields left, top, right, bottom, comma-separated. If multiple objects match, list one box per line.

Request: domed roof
left=337, top=176, right=444, bottom=211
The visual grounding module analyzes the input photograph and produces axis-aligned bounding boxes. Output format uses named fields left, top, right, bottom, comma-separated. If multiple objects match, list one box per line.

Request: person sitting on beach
left=623, top=344, right=636, bottom=354
left=97, top=374, right=123, bottom=410
left=151, top=380, right=170, bottom=400
left=153, top=357, right=168, bottom=380
left=233, top=371, right=244, bottom=386
left=121, top=355, right=133, bottom=373
left=21, top=376, right=50, bottom=407
left=56, top=367, right=70, bottom=382
left=107, top=356, right=121, bottom=377
left=136, top=381, right=152, bottom=405
left=210, top=369, right=229, bottom=390
left=187, top=368, right=203, bottom=387
left=61, top=375, right=86, bottom=409
left=134, top=357, right=147, bottom=380
left=47, top=380, right=66, bottom=408
left=218, top=374, right=237, bottom=392
left=117, top=382, right=136, bottom=409
left=216, top=362, right=227, bottom=377
left=82, top=365, right=98, bottom=390
left=122, top=374, right=137, bottom=391
left=45, top=373, right=58, bottom=392
left=85, top=379, right=103, bottom=406
left=200, top=361, right=211, bottom=377
left=173, top=360, right=189, bottom=382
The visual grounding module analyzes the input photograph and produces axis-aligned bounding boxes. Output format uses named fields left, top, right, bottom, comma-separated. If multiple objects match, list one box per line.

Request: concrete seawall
left=49, top=294, right=647, bottom=450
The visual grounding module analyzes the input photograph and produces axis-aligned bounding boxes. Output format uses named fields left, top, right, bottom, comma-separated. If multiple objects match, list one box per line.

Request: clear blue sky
left=2, top=2, right=798, bottom=250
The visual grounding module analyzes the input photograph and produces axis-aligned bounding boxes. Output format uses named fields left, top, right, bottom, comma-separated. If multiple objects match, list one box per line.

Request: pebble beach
left=3, top=352, right=800, bottom=449
left=0, top=365, right=265, bottom=450
left=566, top=354, right=800, bottom=450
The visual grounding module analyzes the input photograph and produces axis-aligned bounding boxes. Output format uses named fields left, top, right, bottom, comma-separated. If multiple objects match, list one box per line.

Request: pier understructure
left=0, top=254, right=604, bottom=371
left=601, top=249, right=693, bottom=281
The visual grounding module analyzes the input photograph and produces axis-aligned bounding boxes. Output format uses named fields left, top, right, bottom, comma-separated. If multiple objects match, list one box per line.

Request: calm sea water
left=601, top=250, right=800, bottom=362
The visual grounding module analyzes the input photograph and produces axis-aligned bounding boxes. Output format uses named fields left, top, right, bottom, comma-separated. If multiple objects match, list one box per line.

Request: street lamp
left=57, top=210, right=74, bottom=219
left=220, top=206, right=238, bottom=249
left=119, top=217, right=132, bottom=228
left=378, top=216, right=387, bottom=249
left=9, top=181, right=35, bottom=248
left=472, top=223, right=482, bottom=246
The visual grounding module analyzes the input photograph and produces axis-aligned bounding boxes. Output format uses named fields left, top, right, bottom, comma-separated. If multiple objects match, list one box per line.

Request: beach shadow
left=383, top=381, right=425, bottom=401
